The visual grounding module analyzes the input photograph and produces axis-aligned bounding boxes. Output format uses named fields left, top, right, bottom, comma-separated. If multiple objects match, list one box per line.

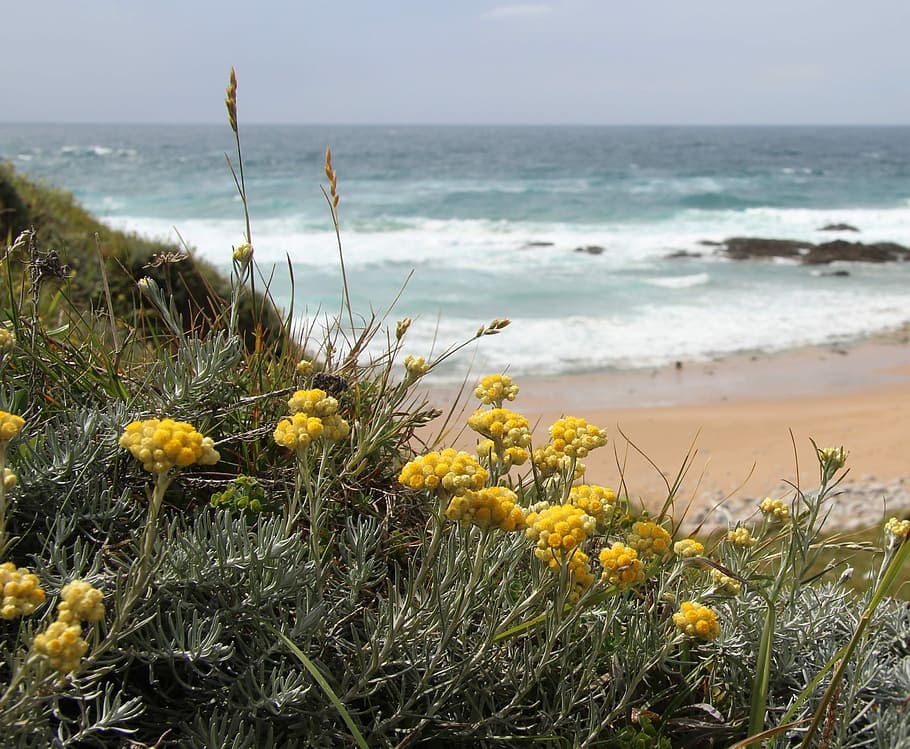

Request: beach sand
left=426, top=333, right=910, bottom=532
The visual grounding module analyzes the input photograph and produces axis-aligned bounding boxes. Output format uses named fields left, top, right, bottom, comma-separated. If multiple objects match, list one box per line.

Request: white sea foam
left=645, top=273, right=710, bottom=289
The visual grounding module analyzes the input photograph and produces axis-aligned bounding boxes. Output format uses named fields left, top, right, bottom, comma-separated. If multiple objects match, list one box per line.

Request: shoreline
left=424, top=330, right=910, bottom=533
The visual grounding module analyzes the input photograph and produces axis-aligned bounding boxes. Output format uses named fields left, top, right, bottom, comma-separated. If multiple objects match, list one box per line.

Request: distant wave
left=646, top=273, right=710, bottom=289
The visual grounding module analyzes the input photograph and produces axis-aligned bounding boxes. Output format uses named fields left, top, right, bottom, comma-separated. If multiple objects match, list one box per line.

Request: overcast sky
left=3, top=0, right=908, bottom=125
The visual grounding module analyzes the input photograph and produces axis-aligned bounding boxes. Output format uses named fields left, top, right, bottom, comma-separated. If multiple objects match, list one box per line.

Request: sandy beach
left=427, top=332, right=910, bottom=533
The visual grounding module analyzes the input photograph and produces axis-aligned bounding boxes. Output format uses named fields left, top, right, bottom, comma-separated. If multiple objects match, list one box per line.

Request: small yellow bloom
left=599, top=542, right=646, bottom=590
left=759, top=497, right=790, bottom=522
left=0, top=411, right=25, bottom=442
left=57, top=580, right=105, bottom=624
left=885, top=517, right=910, bottom=542
left=537, top=548, right=595, bottom=603
left=726, top=527, right=755, bottom=548
left=445, top=486, right=526, bottom=532
left=525, top=504, right=596, bottom=557
left=403, top=355, right=430, bottom=378
left=673, top=601, right=721, bottom=641
left=674, top=538, right=704, bottom=558
left=569, top=484, right=617, bottom=528
left=476, top=438, right=528, bottom=468
left=399, top=449, right=487, bottom=497
left=627, top=520, right=672, bottom=558
left=396, top=317, right=412, bottom=340
left=2, top=468, right=16, bottom=490
left=33, top=620, right=88, bottom=674
left=0, top=327, right=15, bottom=352
left=287, top=388, right=339, bottom=417
left=232, top=242, right=253, bottom=263
left=711, top=568, right=742, bottom=596
left=0, top=562, right=45, bottom=619
left=295, top=359, right=314, bottom=376
left=473, top=374, right=519, bottom=406
left=119, top=419, right=220, bottom=474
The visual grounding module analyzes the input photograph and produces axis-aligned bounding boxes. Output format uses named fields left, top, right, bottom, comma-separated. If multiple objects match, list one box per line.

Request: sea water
left=3, top=124, right=910, bottom=380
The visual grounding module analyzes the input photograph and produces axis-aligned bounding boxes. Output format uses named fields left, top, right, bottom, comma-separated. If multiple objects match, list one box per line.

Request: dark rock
left=821, top=270, right=851, bottom=277
left=522, top=241, right=555, bottom=248
left=819, top=223, right=860, bottom=232
left=574, top=245, right=605, bottom=255
left=698, top=240, right=724, bottom=247
left=721, top=237, right=815, bottom=260
left=666, top=250, right=703, bottom=259
left=803, top=240, right=910, bottom=265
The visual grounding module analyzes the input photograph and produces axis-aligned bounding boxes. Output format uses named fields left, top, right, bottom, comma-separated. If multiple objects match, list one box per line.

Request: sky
left=3, top=0, right=909, bottom=125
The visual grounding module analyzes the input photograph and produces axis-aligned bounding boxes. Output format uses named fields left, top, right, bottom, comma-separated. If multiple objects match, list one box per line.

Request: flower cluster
left=673, top=601, right=721, bottom=641
left=759, top=497, right=790, bottom=522
left=525, top=504, right=596, bottom=556
left=0, top=327, right=15, bottom=352
left=274, top=414, right=327, bottom=450
left=727, top=527, right=756, bottom=548
left=0, top=411, right=25, bottom=442
left=33, top=578, right=104, bottom=675
left=473, top=374, right=519, bottom=406
left=403, top=355, right=430, bottom=378
left=445, top=486, right=526, bottom=532
left=598, top=542, right=645, bottom=590
left=287, top=388, right=339, bottom=417
left=119, top=419, right=220, bottom=474
left=399, top=449, right=488, bottom=496
left=476, top=439, right=529, bottom=468
left=295, top=359, right=314, bottom=376
left=568, top=484, right=616, bottom=527
left=627, top=520, right=672, bottom=558
left=0, top=562, right=45, bottom=619
left=674, top=538, right=704, bottom=558
left=537, top=548, right=595, bottom=603
left=469, top=408, right=532, bottom=467
left=232, top=241, right=253, bottom=263
left=711, top=569, right=742, bottom=596
left=885, top=517, right=910, bottom=542
left=532, top=416, right=607, bottom=479
left=2, top=468, right=16, bottom=490
left=276, top=388, right=350, bottom=452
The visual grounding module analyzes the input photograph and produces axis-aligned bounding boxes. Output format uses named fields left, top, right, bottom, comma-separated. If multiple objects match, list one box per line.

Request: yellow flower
left=403, top=355, right=430, bottom=378
left=287, top=388, right=339, bottom=417
left=398, top=449, right=488, bottom=496
left=2, top=468, right=16, bottom=490
left=57, top=580, right=105, bottom=624
left=711, top=569, right=742, bottom=596
left=33, top=620, right=89, bottom=675
left=0, top=411, right=25, bottom=442
left=476, top=439, right=528, bottom=468
left=0, top=562, right=45, bottom=619
left=726, top=527, right=755, bottom=548
left=537, top=548, right=595, bottom=603
left=569, top=484, right=616, bottom=528
left=295, top=359, right=314, bottom=376
left=525, top=504, right=596, bottom=556
left=395, top=317, right=412, bottom=340
left=548, top=416, right=607, bottom=459
left=598, top=542, right=646, bottom=590
left=885, top=517, right=910, bottom=542
left=673, top=601, right=721, bottom=641
left=759, top=497, right=790, bottom=522
left=627, top=520, right=672, bottom=558
left=273, top=414, right=324, bottom=451
left=531, top=445, right=587, bottom=480
left=445, top=486, right=526, bottom=532
left=0, top=327, right=15, bottom=352
left=232, top=242, right=253, bottom=263
left=119, top=419, right=220, bottom=474
left=674, top=538, right=704, bottom=558
left=473, top=374, right=519, bottom=406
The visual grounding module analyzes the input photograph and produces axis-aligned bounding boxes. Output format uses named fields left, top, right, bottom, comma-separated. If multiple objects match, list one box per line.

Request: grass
left=0, top=72, right=908, bottom=748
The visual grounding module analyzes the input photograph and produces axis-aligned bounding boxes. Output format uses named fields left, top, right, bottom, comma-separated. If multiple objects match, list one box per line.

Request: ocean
left=3, top=123, right=910, bottom=381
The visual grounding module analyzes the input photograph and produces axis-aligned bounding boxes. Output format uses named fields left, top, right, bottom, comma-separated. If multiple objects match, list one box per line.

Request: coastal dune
left=430, top=334, right=910, bottom=533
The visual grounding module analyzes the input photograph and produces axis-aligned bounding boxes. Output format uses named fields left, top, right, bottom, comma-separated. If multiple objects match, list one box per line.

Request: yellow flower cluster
left=276, top=388, right=350, bottom=451
left=2, top=468, right=16, bottom=490
left=525, top=504, right=596, bottom=555
left=473, top=374, right=519, bottom=406
left=287, top=388, right=339, bottom=417
left=568, top=484, right=616, bottom=527
left=33, top=578, right=104, bottom=675
left=531, top=446, right=586, bottom=480
left=232, top=241, right=253, bottom=263
left=727, top=527, right=755, bottom=548
left=57, top=580, right=105, bottom=624
left=476, top=439, right=528, bottom=468
left=119, top=419, right=220, bottom=474
left=274, top=414, right=325, bottom=450
left=885, top=517, right=910, bottom=541
left=673, top=601, right=721, bottom=641
left=0, top=411, right=25, bottom=442
left=759, top=497, right=790, bottom=522
left=403, top=355, right=430, bottom=377
left=295, top=359, right=314, bottom=376
left=33, top=621, right=88, bottom=675
left=445, top=486, right=526, bottom=532
left=0, top=327, right=15, bottom=351
left=0, top=562, right=45, bottom=619
left=468, top=408, right=531, bottom=444
left=674, top=538, right=704, bottom=558
left=398, top=449, right=488, bottom=496
left=627, top=520, right=672, bottom=558
left=598, top=542, right=645, bottom=590
left=532, top=417, right=607, bottom=479
left=537, top=548, right=595, bottom=602
left=712, top=569, right=742, bottom=596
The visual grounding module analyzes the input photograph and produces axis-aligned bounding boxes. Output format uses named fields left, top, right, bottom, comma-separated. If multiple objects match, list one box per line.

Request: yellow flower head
left=525, top=503, right=596, bottom=556
left=0, top=327, right=15, bottom=352
left=398, top=449, right=488, bottom=496
left=232, top=242, right=253, bottom=263
left=119, top=419, right=220, bottom=474
left=673, top=601, right=721, bottom=641
left=403, top=355, right=430, bottom=378
left=274, top=414, right=323, bottom=451
left=726, top=526, right=755, bottom=548
left=0, top=562, right=45, bottom=619
left=57, top=580, right=105, bottom=624
left=476, top=439, right=528, bottom=468
left=536, top=548, right=595, bottom=603
left=445, top=486, right=526, bottom=532
left=287, top=388, right=339, bottom=417
left=759, top=497, right=790, bottom=522
left=0, top=411, right=25, bottom=442
left=548, top=416, right=607, bottom=459
left=673, top=538, right=704, bottom=558
left=885, top=517, right=910, bottom=543
left=295, top=359, right=314, bottom=376
left=473, top=374, right=519, bottom=406
left=598, top=542, right=646, bottom=590
left=711, top=569, right=742, bottom=596
left=627, top=520, right=672, bottom=558
left=569, top=484, right=616, bottom=528
left=531, top=445, right=587, bottom=480
left=2, top=468, right=16, bottom=490
left=33, top=620, right=89, bottom=675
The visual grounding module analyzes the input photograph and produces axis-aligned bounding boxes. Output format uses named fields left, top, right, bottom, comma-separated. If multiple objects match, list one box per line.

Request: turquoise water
left=3, top=124, right=910, bottom=379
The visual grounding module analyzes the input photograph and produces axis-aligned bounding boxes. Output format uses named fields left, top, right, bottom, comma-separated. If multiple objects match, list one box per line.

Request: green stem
left=0, top=444, right=8, bottom=556
left=748, top=597, right=776, bottom=736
